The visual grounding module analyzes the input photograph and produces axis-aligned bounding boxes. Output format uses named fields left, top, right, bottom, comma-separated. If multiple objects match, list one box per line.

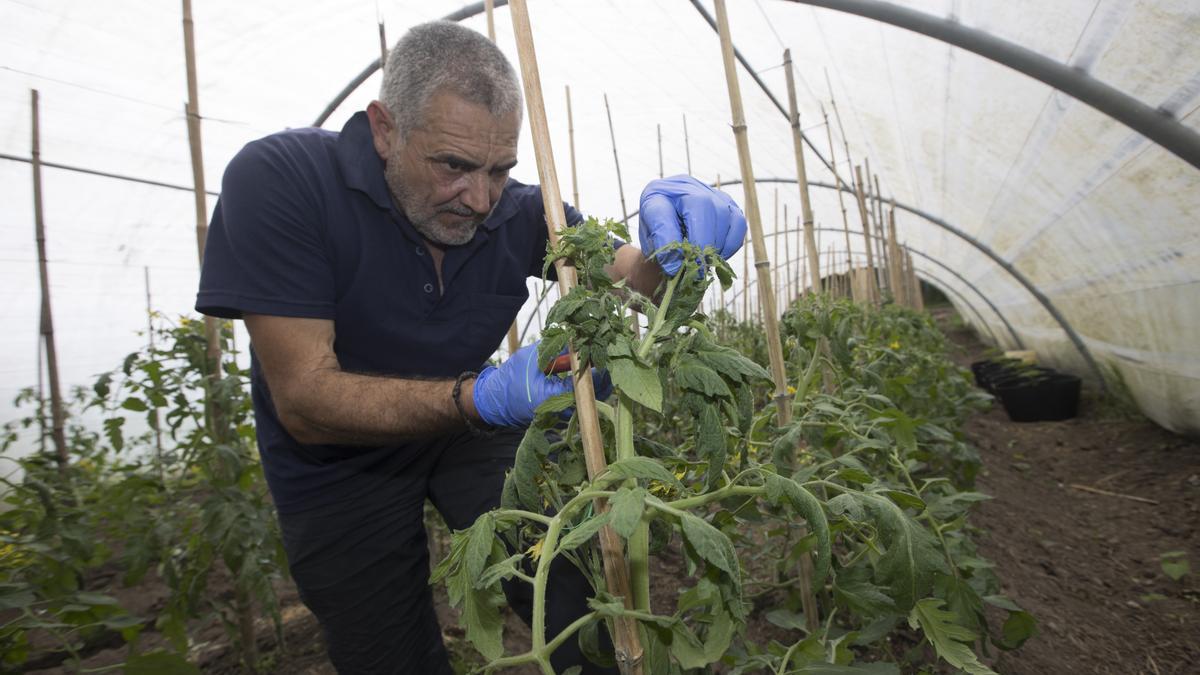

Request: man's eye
left=444, top=159, right=469, bottom=172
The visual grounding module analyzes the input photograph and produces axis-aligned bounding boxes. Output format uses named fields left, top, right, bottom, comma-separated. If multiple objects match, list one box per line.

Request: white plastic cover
left=1, top=0, right=1197, bottom=438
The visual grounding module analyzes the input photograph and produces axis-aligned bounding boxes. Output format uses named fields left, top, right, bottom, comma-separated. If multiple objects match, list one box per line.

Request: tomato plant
left=433, top=219, right=1034, bottom=674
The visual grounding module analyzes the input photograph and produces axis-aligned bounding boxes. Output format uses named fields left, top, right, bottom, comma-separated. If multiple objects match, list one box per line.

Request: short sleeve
left=196, top=138, right=336, bottom=320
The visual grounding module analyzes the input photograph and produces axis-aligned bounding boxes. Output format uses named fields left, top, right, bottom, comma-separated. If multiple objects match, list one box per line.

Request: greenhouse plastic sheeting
left=1, top=0, right=1197, bottom=439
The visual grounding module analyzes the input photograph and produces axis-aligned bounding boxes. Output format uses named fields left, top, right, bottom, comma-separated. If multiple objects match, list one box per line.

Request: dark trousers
left=277, top=428, right=616, bottom=674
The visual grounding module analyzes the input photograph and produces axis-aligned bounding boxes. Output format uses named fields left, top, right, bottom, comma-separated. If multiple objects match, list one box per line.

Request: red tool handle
left=545, top=353, right=572, bottom=374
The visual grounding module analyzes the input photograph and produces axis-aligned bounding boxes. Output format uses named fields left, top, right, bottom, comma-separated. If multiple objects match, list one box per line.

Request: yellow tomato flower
left=889, top=341, right=901, bottom=350
left=527, top=538, right=544, bottom=561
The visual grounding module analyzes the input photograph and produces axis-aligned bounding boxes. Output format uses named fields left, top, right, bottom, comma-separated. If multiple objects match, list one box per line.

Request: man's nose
left=459, top=172, right=491, bottom=215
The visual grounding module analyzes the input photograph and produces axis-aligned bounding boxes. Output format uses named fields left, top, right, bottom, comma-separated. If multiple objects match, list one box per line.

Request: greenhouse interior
left=1, top=0, right=1197, bottom=673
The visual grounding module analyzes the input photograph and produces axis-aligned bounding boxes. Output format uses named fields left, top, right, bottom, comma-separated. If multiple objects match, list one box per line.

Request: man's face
left=370, top=91, right=520, bottom=247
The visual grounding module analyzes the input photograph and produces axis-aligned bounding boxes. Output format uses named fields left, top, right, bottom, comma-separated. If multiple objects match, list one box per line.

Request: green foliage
left=0, top=316, right=286, bottom=670
left=432, top=224, right=1029, bottom=674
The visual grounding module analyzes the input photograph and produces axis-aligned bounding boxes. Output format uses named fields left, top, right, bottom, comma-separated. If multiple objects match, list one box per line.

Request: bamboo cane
left=566, top=86, right=580, bottom=210
left=865, top=158, right=880, bottom=293
left=508, top=3, right=643, bottom=671
left=485, top=0, right=495, bottom=41
left=825, top=76, right=857, bottom=280
left=886, top=203, right=905, bottom=308
left=873, top=174, right=890, bottom=296
left=712, top=0, right=819, bottom=631
left=378, top=21, right=388, bottom=67
left=656, top=123, right=664, bottom=179
left=603, top=93, right=628, bottom=225
left=852, top=165, right=880, bottom=306
left=682, top=113, right=692, bottom=174
left=181, top=0, right=227, bottom=437
left=773, top=188, right=780, bottom=307
left=712, top=0, right=790, bottom=392
left=794, top=215, right=803, bottom=297
left=783, top=49, right=822, bottom=297
left=821, top=107, right=854, bottom=300
left=36, top=336, right=45, bottom=456
left=30, top=90, right=68, bottom=474
left=909, top=248, right=925, bottom=311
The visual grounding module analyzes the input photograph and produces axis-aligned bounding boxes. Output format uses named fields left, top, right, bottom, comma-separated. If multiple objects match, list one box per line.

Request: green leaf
left=510, top=429, right=550, bottom=511
left=73, top=591, right=119, bottom=606
left=675, top=358, right=732, bottom=399
left=610, top=356, right=663, bottom=413
left=560, top=511, right=611, bottom=552
left=997, top=610, right=1037, bottom=650
left=697, top=406, right=726, bottom=490
left=602, top=457, right=681, bottom=489
left=124, top=651, right=201, bottom=675
left=462, top=579, right=505, bottom=661
left=907, top=598, right=996, bottom=675
left=608, top=487, right=646, bottom=540
left=885, top=490, right=926, bottom=512
left=669, top=621, right=709, bottom=669
left=696, top=345, right=770, bottom=383
left=763, top=473, right=831, bottom=590
left=535, top=391, right=576, bottom=416
left=0, top=584, right=36, bottom=610
left=702, top=612, right=735, bottom=663
left=464, top=513, right=496, bottom=581
left=833, top=578, right=896, bottom=617
left=861, top=493, right=944, bottom=610
left=765, top=607, right=808, bottom=630
left=121, top=396, right=148, bottom=412
left=679, top=512, right=737, bottom=578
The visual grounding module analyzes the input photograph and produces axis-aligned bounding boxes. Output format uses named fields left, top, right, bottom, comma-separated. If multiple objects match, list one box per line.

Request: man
left=197, top=21, right=745, bottom=674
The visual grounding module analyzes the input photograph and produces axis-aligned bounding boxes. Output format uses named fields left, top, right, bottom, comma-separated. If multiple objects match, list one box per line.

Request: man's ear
left=366, top=101, right=396, bottom=160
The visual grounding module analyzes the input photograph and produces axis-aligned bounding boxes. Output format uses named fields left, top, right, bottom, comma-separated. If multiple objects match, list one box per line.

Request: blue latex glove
left=473, top=341, right=613, bottom=428
left=638, top=175, right=747, bottom=276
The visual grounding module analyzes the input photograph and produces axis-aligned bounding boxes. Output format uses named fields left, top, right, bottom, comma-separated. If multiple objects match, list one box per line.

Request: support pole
left=784, top=49, right=822, bottom=294
left=852, top=165, right=880, bottom=306
left=886, top=204, right=905, bottom=308
left=567, top=86, right=580, bottom=210
left=181, top=0, right=226, bottom=438
left=874, top=174, right=890, bottom=293
left=484, top=0, right=495, bottom=40
left=30, top=89, right=68, bottom=474
left=508, top=3, right=643, bottom=671
left=603, top=93, right=629, bottom=225
left=656, top=123, right=664, bottom=179
left=377, top=20, right=388, bottom=67
left=682, top=113, right=692, bottom=174
left=712, top=0, right=818, bottom=633
left=822, top=107, right=855, bottom=298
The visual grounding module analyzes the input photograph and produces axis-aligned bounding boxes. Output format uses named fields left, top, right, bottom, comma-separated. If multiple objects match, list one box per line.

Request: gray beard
left=386, top=161, right=485, bottom=247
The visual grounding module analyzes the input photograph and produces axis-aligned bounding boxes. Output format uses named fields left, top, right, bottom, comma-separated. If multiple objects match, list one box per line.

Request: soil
left=20, top=306, right=1199, bottom=674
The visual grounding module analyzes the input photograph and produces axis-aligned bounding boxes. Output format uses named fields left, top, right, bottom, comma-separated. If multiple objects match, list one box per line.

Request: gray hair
left=380, top=21, right=523, bottom=137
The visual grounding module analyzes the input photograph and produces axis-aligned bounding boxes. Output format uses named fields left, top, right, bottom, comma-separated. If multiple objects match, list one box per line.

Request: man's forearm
left=279, top=368, right=479, bottom=446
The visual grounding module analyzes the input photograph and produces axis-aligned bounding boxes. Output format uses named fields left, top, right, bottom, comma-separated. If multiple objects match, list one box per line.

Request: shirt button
left=416, top=246, right=425, bottom=256
left=423, top=282, right=434, bottom=293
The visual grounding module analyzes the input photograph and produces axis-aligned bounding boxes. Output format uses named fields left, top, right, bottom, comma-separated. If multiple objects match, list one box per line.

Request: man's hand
left=473, top=341, right=612, bottom=428
left=638, top=175, right=747, bottom=275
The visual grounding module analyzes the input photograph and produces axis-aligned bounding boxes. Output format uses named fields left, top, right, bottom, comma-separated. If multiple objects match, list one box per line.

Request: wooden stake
left=852, top=165, right=880, bottom=306
left=713, top=0, right=819, bottom=630
left=507, top=3, right=643, bottom=671
left=603, top=93, right=629, bottom=224
left=378, top=20, right=388, bottom=67
left=181, top=0, right=227, bottom=439
left=773, top=188, right=780, bottom=309
left=873, top=174, right=890, bottom=295
left=821, top=107, right=854, bottom=300
left=656, top=123, right=664, bottom=179
left=865, top=158, right=881, bottom=293
left=30, top=90, right=68, bottom=474
left=713, top=0, right=789, bottom=405
left=566, top=86, right=580, bottom=210
left=682, top=113, right=692, bottom=175
left=783, top=49, right=822, bottom=296
left=886, top=204, right=905, bottom=308
left=485, top=0, right=495, bottom=41
left=1069, top=483, right=1159, bottom=505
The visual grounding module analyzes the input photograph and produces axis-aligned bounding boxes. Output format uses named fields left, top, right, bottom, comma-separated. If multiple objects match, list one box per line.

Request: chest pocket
left=466, top=292, right=528, bottom=364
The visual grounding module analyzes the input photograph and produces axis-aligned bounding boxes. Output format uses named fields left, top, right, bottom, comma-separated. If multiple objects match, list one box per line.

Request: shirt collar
left=336, top=110, right=519, bottom=232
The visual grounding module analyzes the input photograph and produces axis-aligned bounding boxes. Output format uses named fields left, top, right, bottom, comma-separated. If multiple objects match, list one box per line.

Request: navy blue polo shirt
left=196, top=111, right=583, bottom=513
